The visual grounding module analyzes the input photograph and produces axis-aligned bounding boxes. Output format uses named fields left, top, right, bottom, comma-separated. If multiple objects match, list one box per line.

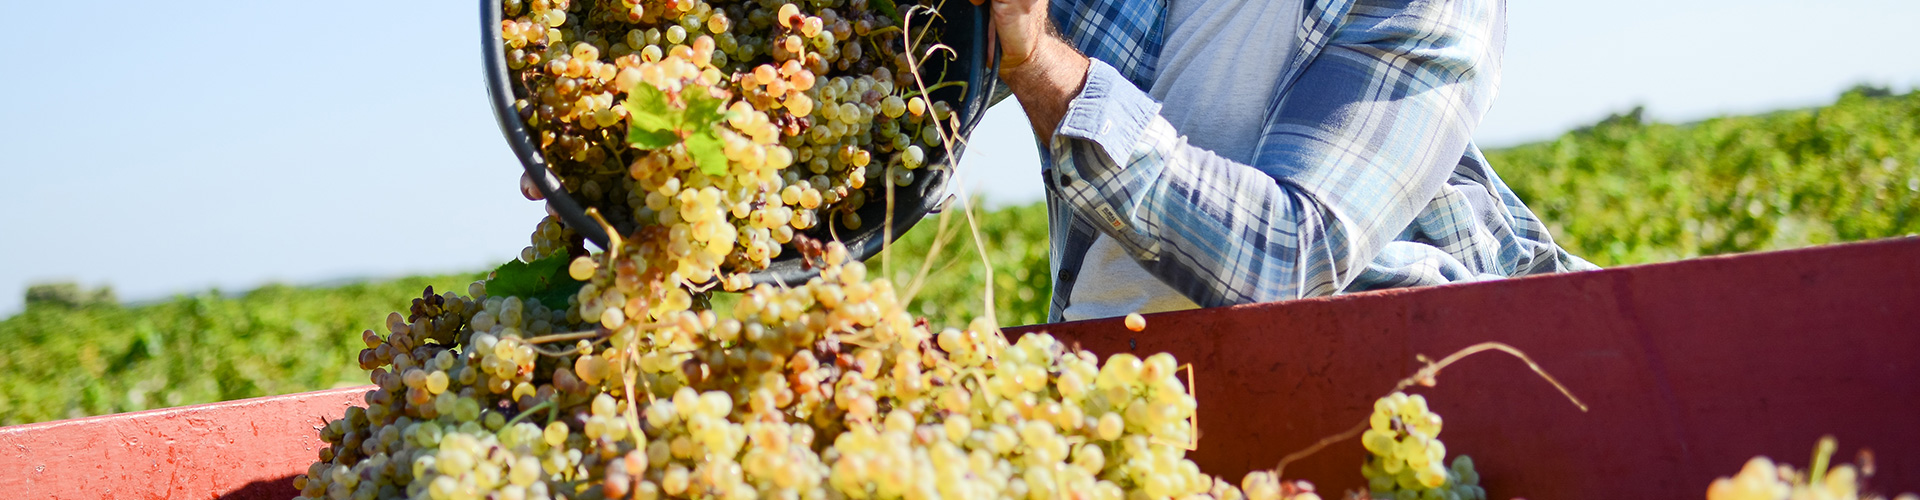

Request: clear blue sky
left=3, top=0, right=1916, bottom=316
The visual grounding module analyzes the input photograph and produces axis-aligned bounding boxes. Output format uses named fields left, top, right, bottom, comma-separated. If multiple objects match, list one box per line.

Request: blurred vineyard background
left=1490, top=86, right=1919, bottom=266
left=3, top=88, right=1917, bottom=426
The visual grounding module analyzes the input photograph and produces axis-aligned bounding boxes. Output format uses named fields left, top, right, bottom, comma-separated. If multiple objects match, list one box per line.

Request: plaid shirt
left=1037, top=0, right=1596, bottom=322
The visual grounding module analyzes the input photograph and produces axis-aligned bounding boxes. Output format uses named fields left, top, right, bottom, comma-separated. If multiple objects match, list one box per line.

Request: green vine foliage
left=482, top=254, right=584, bottom=310
left=1489, top=87, right=1920, bottom=266
left=877, top=200, right=1054, bottom=328
left=0, top=275, right=479, bottom=426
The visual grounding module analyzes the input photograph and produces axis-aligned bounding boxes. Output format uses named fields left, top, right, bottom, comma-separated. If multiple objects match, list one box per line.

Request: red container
left=4, top=237, right=1917, bottom=499
left=1007, top=236, right=1920, bottom=498
left=0, top=386, right=367, bottom=499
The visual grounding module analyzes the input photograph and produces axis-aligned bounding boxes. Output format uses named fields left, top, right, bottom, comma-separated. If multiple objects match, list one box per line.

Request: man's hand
left=521, top=172, right=560, bottom=218
left=978, top=0, right=1049, bottom=72
left=974, top=0, right=1090, bottom=143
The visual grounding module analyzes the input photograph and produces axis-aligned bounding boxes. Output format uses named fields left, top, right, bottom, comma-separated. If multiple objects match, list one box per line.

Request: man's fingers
left=520, top=172, right=564, bottom=221
left=521, top=172, right=563, bottom=219
left=520, top=172, right=545, bottom=201
left=985, top=0, right=1046, bottom=72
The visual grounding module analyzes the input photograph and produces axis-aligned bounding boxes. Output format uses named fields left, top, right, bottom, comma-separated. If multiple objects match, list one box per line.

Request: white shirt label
left=1095, top=205, right=1126, bottom=230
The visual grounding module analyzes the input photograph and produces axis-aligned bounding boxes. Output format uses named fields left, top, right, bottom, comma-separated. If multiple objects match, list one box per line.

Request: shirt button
left=1056, top=172, right=1072, bottom=187
left=1058, top=269, right=1076, bottom=283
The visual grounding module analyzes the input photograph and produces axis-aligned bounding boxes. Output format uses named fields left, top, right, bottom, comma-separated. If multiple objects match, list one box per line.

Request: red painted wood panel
left=1008, top=237, right=1920, bottom=499
left=0, top=386, right=370, bottom=500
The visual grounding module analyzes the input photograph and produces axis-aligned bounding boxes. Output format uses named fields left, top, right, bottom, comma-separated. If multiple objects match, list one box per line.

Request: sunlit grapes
left=1357, top=391, right=1484, bottom=500
left=507, top=0, right=959, bottom=290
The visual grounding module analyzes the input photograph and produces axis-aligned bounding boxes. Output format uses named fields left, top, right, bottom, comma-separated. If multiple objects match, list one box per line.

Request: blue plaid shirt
left=1035, top=0, right=1596, bottom=322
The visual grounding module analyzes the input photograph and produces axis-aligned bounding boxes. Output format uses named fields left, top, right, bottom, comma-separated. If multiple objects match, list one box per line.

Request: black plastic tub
left=480, top=0, right=997, bottom=286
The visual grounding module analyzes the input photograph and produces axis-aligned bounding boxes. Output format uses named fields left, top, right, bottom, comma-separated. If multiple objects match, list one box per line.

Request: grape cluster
left=504, top=0, right=961, bottom=278
left=295, top=242, right=1328, bottom=500
left=1357, top=392, right=1484, bottom=500
left=1707, top=437, right=1917, bottom=500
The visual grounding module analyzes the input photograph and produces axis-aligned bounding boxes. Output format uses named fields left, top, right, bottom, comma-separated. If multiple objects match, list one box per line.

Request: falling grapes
left=291, top=244, right=1331, bottom=500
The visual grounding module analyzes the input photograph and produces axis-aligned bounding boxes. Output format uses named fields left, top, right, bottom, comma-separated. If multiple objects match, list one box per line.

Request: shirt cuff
left=1052, top=58, right=1162, bottom=167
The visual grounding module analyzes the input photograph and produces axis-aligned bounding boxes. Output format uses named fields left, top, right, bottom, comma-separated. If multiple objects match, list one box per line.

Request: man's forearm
left=1001, top=36, right=1091, bottom=145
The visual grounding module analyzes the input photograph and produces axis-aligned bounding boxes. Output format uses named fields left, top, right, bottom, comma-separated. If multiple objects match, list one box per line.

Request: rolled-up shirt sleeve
left=1045, top=0, right=1507, bottom=307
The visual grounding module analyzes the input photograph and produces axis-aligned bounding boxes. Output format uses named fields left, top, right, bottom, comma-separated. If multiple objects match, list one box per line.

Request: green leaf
left=628, top=128, right=680, bottom=149
left=624, top=82, right=677, bottom=133
left=618, top=79, right=741, bottom=179
left=483, top=255, right=586, bottom=309
left=686, top=89, right=728, bottom=126
left=528, top=281, right=587, bottom=310
left=685, top=128, right=729, bottom=177
left=871, top=0, right=901, bottom=25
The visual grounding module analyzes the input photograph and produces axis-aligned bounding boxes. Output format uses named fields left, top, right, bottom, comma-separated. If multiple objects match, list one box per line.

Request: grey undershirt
left=1062, top=0, right=1303, bottom=321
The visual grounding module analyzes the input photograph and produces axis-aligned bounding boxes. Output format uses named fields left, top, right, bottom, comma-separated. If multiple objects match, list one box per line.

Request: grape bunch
left=502, top=0, right=961, bottom=277
left=1356, top=392, right=1484, bottom=500
left=1707, top=437, right=1916, bottom=500
left=293, top=242, right=1328, bottom=500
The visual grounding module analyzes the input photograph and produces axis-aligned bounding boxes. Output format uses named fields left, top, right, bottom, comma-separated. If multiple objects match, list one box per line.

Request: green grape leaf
left=685, top=128, right=729, bottom=176
left=624, top=80, right=736, bottom=170
left=685, top=88, right=728, bottom=127
left=871, top=0, right=902, bottom=25
left=628, top=127, right=681, bottom=149
left=528, top=280, right=587, bottom=310
left=624, top=82, right=678, bottom=134
left=483, top=254, right=585, bottom=309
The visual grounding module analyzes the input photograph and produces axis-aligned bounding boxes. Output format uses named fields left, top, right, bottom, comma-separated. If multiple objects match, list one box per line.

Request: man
left=984, top=0, right=1596, bottom=322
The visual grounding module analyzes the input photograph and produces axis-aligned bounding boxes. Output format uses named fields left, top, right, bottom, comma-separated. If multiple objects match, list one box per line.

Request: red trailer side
left=0, top=386, right=367, bottom=500
left=1009, top=237, right=1920, bottom=498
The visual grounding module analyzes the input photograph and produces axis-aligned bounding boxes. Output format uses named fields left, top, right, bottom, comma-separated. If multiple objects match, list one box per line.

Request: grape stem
left=955, top=368, right=993, bottom=406
left=506, top=398, right=556, bottom=426
left=684, top=277, right=720, bottom=294
left=525, top=323, right=664, bottom=352
left=526, top=330, right=611, bottom=344
left=584, top=207, right=625, bottom=270
left=836, top=333, right=885, bottom=350
left=897, top=6, right=994, bottom=329
left=1151, top=363, right=1201, bottom=450
left=622, top=354, right=649, bottom=446
left=528, top=336, right=612, bottom=357
left=883, top=150, right=899, bottom=284
left=827, top=210, right=843, bottom=245
left=1399, top=342, right=1587, bottom=412
left=1270, top=422, right=1367, bottom=482
left=898, top=196, right=964, bottom=306
left=901, top=80, right=964, bottom=100
left=1270, top=341, right=1587, bottom=480
left=1810, top=435, right=1838, bottom=486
